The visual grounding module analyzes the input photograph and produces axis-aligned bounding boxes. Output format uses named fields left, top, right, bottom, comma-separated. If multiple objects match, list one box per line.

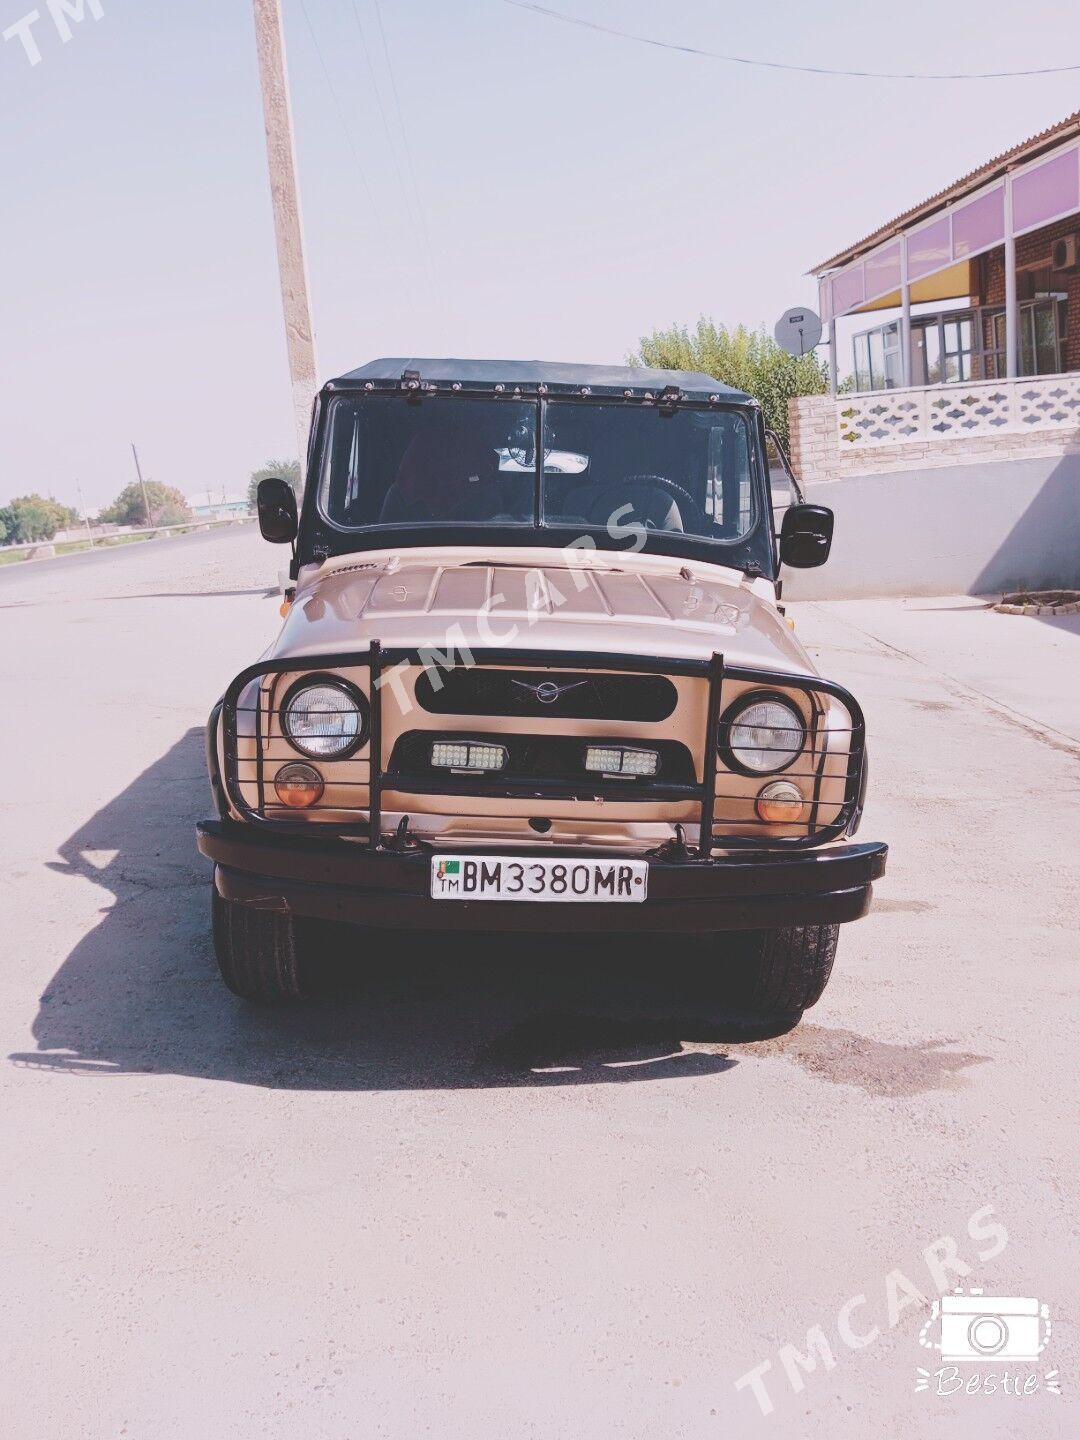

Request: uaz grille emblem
left=511, top=678, right=588, bottom=705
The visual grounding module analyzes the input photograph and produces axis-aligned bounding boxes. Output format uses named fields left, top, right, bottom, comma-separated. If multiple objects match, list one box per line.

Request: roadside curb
left=994, top=589, right=1080, bottom=616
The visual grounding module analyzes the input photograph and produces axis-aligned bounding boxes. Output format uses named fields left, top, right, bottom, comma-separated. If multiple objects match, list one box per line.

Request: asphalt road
left=1, top=528, right=1076, bottom=1439
left=0, top=521, right=262, bottom=587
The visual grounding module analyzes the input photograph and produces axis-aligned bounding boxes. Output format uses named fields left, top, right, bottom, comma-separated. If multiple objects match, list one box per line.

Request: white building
left=189, top=490, right=251, bottom=519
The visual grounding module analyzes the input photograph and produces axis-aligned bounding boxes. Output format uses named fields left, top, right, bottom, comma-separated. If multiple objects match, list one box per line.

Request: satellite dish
left=774, top=307, right=823, bottom=358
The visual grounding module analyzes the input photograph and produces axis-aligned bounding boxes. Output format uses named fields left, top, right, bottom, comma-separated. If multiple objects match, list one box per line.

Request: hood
left=272, top=547, right=816, bottom=675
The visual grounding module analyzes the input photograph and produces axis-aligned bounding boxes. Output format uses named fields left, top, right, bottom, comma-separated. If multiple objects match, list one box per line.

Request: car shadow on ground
left=12, top=729, right=785, bottom=1091
left=12, top=730, right=988, bottom=1096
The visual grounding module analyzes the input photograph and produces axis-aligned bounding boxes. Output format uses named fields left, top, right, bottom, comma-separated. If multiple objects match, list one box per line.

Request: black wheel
left=738, top=924, right=839, bottom=1017
left=211, top=883, right=316, bottom=1002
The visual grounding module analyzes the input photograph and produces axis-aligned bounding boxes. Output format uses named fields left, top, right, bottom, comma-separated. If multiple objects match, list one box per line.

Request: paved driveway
left=0, top=529, right=1075, bottom=1438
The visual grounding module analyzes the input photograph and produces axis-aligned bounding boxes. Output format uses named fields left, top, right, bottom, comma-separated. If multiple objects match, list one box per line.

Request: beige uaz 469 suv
left=197, top=359, right=887, bottom=1021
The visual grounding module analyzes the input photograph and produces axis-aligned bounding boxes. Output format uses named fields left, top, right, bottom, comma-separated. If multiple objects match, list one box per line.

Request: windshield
left=319, top=395, right=759, bottom=547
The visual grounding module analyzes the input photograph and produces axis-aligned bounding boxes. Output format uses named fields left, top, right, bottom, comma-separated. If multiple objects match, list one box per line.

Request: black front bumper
left=196, top=821, right=888, bottom=933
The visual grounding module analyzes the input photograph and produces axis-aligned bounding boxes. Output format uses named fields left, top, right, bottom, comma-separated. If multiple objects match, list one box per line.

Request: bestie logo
left=915, top=1288, right=1061, bottom=1398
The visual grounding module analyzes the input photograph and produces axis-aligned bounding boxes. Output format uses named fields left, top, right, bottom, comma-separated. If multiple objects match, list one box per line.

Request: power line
left=502, top=0, right=1080, bottom=80
left=369, top=0, right=439, bottom=291
left=297, top=0, right=385, bottom=231
left=348, top=1, right=426, bottom=244
left=348, top=0, right=398, bottom=153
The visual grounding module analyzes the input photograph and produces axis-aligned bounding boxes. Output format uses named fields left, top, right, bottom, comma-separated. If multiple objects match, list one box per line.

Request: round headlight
left=722, top=695, right=804, bottom=774
left=281, top=678, right=367, bottom=758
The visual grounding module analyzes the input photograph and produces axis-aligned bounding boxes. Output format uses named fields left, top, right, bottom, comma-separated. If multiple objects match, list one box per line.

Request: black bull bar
left=214, top=643, right=869, bottom=856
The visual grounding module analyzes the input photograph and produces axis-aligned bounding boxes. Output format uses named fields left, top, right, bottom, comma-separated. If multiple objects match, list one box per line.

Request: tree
left=98, top=481, right=192, bottom=529
left=0, top=494, right=79, bottom=544
left=248, top=459, right=302, bottom=510
left=630, top=318, right=830, bottom=450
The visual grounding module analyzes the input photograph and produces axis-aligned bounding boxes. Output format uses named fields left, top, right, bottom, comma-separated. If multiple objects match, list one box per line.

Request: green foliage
left=630, top=318, right=830, bottom=450
left=98, top=481, right=192, bottom=529
left=0, top=494, right=80, bottom=544
left=248, top=459, right=302, bottom=510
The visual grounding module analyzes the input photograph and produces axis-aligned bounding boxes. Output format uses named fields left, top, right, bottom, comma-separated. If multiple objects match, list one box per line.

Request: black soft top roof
left=329, top=357, right=753, bottom=405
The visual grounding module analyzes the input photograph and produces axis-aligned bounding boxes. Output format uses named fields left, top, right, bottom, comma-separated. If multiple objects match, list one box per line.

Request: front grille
left=388, top=731, right=696, bottom=786
left=414, top=666, right=678, bottom=720
left=220, top=643, right=867, bottom=853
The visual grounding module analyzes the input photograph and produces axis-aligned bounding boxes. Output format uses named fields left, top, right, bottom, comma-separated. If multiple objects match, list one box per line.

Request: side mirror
left=779, top=504, right=833, bottom=568
left=257, top=477, right=298, bottom=544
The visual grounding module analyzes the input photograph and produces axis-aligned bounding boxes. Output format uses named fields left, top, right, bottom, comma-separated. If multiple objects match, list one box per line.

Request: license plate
left=430, top=855, right=648, bottom=903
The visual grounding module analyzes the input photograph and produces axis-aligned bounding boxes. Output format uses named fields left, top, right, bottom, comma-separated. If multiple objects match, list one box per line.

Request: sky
left=1, top=0, right=1079, bottom=513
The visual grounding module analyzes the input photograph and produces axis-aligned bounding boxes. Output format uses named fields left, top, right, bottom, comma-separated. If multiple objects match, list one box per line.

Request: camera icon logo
left=920, top=1289, right=1051, bottom=1363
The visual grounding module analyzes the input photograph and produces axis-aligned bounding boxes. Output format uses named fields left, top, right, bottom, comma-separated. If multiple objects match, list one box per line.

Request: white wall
left=783, top=453, right=1080, bottom=599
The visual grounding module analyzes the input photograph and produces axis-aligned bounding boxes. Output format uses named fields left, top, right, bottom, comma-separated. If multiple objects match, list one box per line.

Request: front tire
left=211, top=884, right=315, bottom=1002
left=738, top=923, right=839, bottom=1016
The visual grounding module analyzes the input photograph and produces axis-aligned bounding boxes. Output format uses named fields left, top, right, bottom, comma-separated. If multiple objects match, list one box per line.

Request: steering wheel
left=611, top=473, right=708, bottom=535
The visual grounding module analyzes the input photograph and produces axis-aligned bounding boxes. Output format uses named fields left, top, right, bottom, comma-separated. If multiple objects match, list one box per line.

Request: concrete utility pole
left=75, top=480, right=95, bottom=547
left=252, top=0, right=319, bottom=462
left=131, top=444, right=152, bottom=527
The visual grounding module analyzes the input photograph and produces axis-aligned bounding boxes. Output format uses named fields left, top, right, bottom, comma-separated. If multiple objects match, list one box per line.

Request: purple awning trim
left=951, top=185, right=1005, bottom=258
left=864, top=241, right=901, bottom=299
left=908, top=216, right=952, bottom=280
left=831, top=265, right=865, bottom=315
left=1012, top=148, right=1080, bottom=234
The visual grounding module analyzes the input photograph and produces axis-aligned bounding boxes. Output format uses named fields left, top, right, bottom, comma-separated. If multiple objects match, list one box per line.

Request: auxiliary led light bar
left=584, top=745, right=659, bottom=778
left=431, top=741, right=508, bottom=773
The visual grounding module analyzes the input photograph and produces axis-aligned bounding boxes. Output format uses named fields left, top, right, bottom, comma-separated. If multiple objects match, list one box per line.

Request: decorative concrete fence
left=784, top=376, right=1080, bottom=598
left=790, top=373, right=1080, bottom=484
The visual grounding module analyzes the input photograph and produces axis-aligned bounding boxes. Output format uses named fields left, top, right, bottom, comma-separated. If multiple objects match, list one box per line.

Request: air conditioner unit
left=1051, top=235, right=1079, bottom=272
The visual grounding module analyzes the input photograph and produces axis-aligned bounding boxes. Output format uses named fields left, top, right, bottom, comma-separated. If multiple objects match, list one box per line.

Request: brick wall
left=788, top=394, right=840, bottom=485
left=978, top=215, right=1080, bottom=369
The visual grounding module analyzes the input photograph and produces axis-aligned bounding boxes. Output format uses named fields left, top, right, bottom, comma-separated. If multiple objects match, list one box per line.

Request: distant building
left=189, top=491, right=251, bottom=519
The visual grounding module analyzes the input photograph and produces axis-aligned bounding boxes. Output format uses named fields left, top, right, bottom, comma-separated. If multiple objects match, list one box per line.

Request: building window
left=852, top=321, right=902, bottom=389
left=854, top=333, right=872, bottom=392
left=986, top=299, right=1068, bottom=378
left=855, top=298, right=1067, bottom=391
left=856, top=313, right=973, bottom=391
left=883, top=324, right=903, bottom=387
left=911, top=321, right=941, bottom=385
left=942, top=315, right=974, bottom=381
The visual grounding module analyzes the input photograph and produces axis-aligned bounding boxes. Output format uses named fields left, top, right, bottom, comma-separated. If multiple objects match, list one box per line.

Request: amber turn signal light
left=273, top=762, right=324, bottom=809
left=755, top=779, right=805, bottom=823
